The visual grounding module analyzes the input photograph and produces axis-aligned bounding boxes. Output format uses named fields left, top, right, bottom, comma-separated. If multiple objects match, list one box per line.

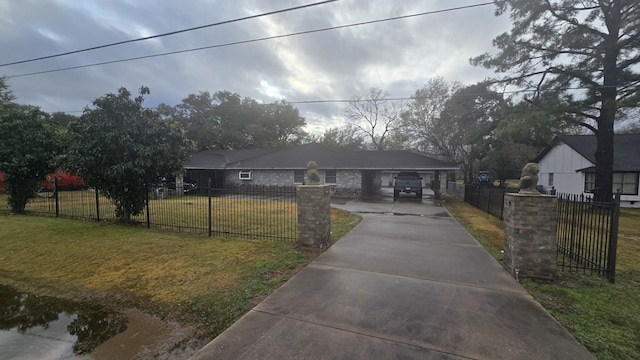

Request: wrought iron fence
left=0, top=182, right=298, bottom=241
left=462, top=184, right=621, bottom=283
left=556, top=193, right=620, bottom=283
left=463, top=184, right=519, bottom=219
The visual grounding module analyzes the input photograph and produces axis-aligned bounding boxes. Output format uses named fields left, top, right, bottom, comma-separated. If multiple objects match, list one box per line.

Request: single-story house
left=535, top=134, right=640, bottom=208
left=184, top=143, right=459, bottom=197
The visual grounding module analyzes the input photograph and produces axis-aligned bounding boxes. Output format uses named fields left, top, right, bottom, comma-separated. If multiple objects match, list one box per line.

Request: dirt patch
left=83, top=309, right=202, bottom=360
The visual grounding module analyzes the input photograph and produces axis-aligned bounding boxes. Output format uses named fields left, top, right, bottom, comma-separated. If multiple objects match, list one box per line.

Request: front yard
left=0, top=207, right=360, bottom=358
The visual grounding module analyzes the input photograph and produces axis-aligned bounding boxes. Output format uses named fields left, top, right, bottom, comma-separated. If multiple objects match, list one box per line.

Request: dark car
left=393, top=172, right=423, bottom=200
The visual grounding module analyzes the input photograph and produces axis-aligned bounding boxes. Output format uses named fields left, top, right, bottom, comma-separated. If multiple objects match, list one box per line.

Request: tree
left=68, top=87, right=194, bottom=222
left=472, top=0, right=640, bottom=200
left=345, top=87, right=405, bottom=150
left=402, top=77, right=461, bottom=154
left=309, top=127, right=366, bottom=150
left=439, top=83, right=505, bottom=183
left=0, top=106, right=60, bottom=213
left=169, top=91, right=306, bottom=150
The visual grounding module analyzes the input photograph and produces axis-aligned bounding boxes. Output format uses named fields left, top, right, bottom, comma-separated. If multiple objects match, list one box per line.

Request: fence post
left=208, top=178, right=212, bottom=237
left=607, top=193, right=621, bottom=283
left=54, top=178, right=59, bottom=217
left=95, top=189, right=100, bottom=221
left=486, top=186, right=492, bottom=214
left=146, top=184, right=151, bottom=229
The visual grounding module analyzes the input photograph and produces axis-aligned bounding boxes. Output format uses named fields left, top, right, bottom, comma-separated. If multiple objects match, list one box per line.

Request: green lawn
left=0, top=207, right=360, bottom=346
left=444, top=197, right=640, bottom=360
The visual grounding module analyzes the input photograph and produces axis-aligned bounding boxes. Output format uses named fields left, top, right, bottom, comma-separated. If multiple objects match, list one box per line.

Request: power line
left=6, top=2, right=494, bottom=79
left=0, top=0, right=339, bottom=67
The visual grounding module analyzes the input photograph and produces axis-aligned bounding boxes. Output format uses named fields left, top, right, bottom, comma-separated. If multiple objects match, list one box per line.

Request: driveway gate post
left=296, top=184, right=331, bottom=249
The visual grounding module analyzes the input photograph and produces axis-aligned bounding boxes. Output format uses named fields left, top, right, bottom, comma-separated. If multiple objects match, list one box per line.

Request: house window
left=584, top=172, right=595, bottom=193
left=613, top=172, right=639, bottom=195
left=585, top=172, right=639, bottom=195
left=239, top=170, right=252, bottom=181
left=325, top=170, right=337, bottom=184
left=294, top=170, right=305, bottom=184
left=548, top=173, right=554, bottom=187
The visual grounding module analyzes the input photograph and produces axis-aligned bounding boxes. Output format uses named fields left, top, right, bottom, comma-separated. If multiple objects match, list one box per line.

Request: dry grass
left=0, top=206, right=360, bottom=339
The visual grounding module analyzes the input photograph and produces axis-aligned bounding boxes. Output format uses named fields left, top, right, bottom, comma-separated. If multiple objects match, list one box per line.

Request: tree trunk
left=594, top=16, right=621, bottom=203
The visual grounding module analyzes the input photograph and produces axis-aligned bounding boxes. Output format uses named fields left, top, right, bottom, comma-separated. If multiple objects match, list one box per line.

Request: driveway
left=190, top=190, right=594, bottom=359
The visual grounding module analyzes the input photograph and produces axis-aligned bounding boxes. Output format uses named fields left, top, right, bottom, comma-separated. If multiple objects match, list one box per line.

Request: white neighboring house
left=535, top=134, right=640, bottom=208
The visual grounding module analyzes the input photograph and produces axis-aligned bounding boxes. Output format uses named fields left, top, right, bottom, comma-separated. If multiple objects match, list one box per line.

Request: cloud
left=0, top=0, right=511, bottom=132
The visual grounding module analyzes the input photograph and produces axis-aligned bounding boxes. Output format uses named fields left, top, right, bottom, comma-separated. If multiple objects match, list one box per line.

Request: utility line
left=0, top=0, right=339, bottom=67
left=6, top=2, right=493, bottom=79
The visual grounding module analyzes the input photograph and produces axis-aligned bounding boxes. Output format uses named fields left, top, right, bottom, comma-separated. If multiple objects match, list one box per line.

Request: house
left=535, top=134, right=640, bottom=208
left=184, top=143, right=459, bottom=197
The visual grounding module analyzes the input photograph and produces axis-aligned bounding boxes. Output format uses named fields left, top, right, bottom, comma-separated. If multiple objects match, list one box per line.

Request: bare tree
left=345, top=88, right=405, bottom=150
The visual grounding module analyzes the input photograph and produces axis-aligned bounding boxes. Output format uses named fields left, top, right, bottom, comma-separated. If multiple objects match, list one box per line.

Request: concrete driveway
left=190, top=190, right=594, bottom=360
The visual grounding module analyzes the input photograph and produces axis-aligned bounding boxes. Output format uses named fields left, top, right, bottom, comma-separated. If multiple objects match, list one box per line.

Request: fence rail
left=463, top=184, right=519, bottom=219
left=0, top=183, right=298, bottom=241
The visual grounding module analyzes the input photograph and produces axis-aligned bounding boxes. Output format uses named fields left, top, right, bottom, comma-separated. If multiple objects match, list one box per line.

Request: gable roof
left=186, top=143, right=459, bottom=171
left=535, top=134, right=640, bottom=172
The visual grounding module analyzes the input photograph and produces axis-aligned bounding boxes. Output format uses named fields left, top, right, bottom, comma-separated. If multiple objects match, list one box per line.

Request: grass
left=443, top=196, right=640, bottom=360
left=0, top=191, right=299, bottom=239
left=0, top=206, right=361, bottom=343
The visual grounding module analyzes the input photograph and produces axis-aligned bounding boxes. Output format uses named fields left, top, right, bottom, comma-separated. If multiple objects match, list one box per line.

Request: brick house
left=184, top=143, right=459, bottom=197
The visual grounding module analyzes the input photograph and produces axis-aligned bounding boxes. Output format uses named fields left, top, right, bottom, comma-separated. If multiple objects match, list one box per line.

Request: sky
left=0, top=0, right=512, bottom=134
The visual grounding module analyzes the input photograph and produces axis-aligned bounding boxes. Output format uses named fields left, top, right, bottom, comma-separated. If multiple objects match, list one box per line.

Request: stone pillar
left=503, top=193, right=557, bottom=280
left=297, top=185, right=331, bottom=248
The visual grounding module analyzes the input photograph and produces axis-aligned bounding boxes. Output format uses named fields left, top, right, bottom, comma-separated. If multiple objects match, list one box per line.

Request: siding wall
left=538, top=143, right=592, bottom=195
left=538, top=143, right=640, bottom=208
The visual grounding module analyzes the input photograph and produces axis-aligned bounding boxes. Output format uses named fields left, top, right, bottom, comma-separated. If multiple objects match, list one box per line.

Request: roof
left=186, top=143, right=459, bottom=171
left=535, top=134, right=640, bottom=172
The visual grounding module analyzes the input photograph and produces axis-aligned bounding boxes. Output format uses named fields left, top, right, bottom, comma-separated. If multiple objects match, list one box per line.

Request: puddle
left=0, top=285, right=127, bottom=359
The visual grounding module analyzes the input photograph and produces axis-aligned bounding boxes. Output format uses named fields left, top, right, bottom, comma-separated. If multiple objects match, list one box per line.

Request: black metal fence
left=463, top=184, right=519, bottom=219
left=463, top=184, right=621, bottom=282
left=556, top=193, right=620, bottom=283
left=0, top=182, right=298, bottom=241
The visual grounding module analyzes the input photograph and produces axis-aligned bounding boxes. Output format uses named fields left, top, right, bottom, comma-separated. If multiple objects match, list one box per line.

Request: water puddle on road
left=0, top=284, right=127, bottom=359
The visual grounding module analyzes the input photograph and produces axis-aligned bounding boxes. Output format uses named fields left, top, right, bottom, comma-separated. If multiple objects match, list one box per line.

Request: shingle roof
left=186, top=143, right=459, bottom=171
left=535, top=134, right=640, bottom=172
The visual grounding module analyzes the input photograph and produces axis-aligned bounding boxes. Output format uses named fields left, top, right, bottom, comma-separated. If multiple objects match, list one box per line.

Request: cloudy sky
left=0, top=0, right=511, bottom=134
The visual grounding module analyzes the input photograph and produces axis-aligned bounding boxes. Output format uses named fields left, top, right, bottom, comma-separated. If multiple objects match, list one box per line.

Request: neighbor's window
left=613, top=172, right=639, bottom=195
left=584, top=172, right=595, bottom=193
left=325, top=170, right=337, bottom=184
left=294, top=170, right=305, bottom=184
left=239, top=170, right=252, bottom=180
left=548, top=173, right=554, bottom=187
left=585, top=172, right=638, bottom=195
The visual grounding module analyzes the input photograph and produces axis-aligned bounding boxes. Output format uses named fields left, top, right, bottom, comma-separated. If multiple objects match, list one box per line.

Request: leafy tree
left=0, top=106, right=60, bottom=213
left=345, top=87, right=406, bottom=150
left=170, top=91, right=306, bottom=150
left=472, top=0, right=640, bottom=200
left=439, top=83, right=505, bottom=183
left=402, top=77, right=461, bottom=154
left=68, top=87, right=194, bottom=221
left=0, top=76, right=15, bottom=111
left=308, top=127, right=366, bottom=150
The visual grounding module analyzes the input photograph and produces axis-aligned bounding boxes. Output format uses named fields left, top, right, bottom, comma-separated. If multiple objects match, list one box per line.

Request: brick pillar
left=503, top=193, right=557, bottom=280
left=297, top=185, right=331, bottom=248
